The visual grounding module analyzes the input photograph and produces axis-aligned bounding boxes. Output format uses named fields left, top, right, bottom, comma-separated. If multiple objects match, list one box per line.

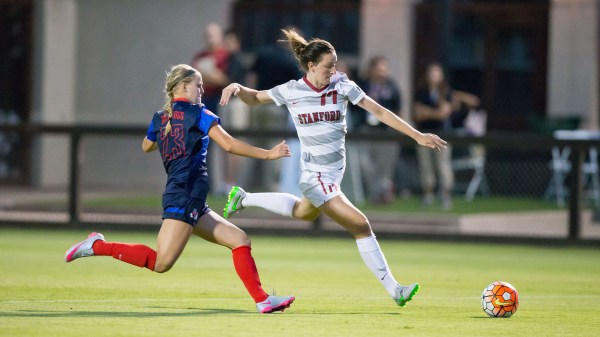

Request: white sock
left=356, top=234, right=399, bottom=297
left=241, top=192, right=300, bottom=217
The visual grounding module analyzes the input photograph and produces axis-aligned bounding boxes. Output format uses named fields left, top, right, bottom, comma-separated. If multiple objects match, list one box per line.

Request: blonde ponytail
left=162, top=92, right=174, bottom=137
left=162, top=64, right=199, bottom=137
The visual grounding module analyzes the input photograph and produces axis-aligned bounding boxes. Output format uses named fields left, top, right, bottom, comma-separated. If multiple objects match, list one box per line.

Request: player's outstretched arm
left=208, top=123, right=290, bottom=160
left=357, top=95, right=447, bottom=151
left=219, top=83, right=273, bottom=107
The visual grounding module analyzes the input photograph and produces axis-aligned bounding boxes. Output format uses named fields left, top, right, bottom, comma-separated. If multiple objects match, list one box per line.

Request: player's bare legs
left=193, top=210, right=250, bottom=248
left=293, top=195, right=372, bottom=238
left=154, top=219, right=193, bottom=273
left=317, top=195, right=372, bottom=238
left=223, top=187, right=418, bottom=307
left=291, top=197, right=321, bottom=222
left=65, top=220, right=192, bottom=273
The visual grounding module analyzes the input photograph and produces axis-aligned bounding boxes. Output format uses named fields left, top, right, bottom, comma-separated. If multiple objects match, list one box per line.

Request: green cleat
left=223, top=186, right=247, bottom=219
left=394, top=283, right=420, bottom=307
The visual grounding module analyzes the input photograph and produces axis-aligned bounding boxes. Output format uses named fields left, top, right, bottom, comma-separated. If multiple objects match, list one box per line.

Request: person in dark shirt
left=354, top=56, right=403, bottom=204
left=224, top=29, right=248, bottom=86
left=238, top=29, right=305, bottom=191
left=213, top=29, right=251, bottom=193
left=65, top=64, right=294, bottom=314
left=413, top=62, right=454, bottom=209
left=250, top=43, right=302, bottom=91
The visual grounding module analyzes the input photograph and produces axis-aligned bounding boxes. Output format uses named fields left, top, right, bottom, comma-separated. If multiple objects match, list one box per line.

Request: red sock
left=92, top=241, right=157, bottom=271
left=232, top=246, right=269, bottom=303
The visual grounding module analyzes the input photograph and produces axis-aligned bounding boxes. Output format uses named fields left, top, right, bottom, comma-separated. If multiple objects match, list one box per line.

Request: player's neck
left=305, top=74, right=327, bottom=90
left=172, top=94, right=189, bottom=102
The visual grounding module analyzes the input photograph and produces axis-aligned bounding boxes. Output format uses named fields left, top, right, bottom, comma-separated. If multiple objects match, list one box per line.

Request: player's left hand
left=417, top=133, right=447, bottom=151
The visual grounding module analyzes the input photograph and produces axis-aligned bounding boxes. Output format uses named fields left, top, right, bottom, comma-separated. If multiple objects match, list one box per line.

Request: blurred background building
left=0, top=0, right=598, bottom=194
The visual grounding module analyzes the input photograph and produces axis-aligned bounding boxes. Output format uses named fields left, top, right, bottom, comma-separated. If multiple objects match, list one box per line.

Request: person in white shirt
left=219, top=28, right=447, bottom=307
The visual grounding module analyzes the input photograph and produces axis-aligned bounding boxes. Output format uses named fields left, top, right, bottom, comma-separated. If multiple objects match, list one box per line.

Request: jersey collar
left=172, top=98, right=190, bottom=103
left=303, top=75, right=329, bottom=93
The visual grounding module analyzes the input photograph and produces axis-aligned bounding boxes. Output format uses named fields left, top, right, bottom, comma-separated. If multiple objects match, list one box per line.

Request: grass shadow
left=0, top=308, right=250, bottom=318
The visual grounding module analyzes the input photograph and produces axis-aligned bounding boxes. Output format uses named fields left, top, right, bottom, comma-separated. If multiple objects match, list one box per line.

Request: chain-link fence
left=1, top=124, right=599, bottom=242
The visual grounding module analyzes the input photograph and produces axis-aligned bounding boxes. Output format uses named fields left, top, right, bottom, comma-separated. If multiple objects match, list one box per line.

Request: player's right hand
left=267, top=140, right=291, bottom=160
left=219, top=83, right=241, bottom=106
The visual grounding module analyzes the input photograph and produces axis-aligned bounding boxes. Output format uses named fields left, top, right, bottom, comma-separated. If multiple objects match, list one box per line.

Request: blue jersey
left=146, top=98, right=220, bottom=199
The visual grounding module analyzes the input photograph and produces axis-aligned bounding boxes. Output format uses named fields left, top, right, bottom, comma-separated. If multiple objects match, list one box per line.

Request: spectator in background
left=191, top=22, right=229, bottom=114
left=224, top=29, right=247, bottom=91
left=248, top=28, right=304, bottom=92
left=219, top=29, right=251, bottom=192
left=413, top=62, right=454, bottom=209
left=191, top=23, right=230, bottom=194
left=238, top=27, right=304, bottom=192
left=354, top=56, right=402, bottom=204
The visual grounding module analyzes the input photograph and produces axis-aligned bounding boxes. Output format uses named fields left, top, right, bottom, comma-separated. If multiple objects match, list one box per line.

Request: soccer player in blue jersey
left=65, top=64, right=294, bottom=314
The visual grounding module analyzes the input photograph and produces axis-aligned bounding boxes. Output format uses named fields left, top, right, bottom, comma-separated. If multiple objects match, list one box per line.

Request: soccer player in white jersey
left=219, top=29, right=447, bottom=307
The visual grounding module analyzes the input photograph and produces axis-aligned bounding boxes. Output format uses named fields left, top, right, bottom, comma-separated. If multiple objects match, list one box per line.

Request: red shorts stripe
left=317, top=172, right=327, bottom=194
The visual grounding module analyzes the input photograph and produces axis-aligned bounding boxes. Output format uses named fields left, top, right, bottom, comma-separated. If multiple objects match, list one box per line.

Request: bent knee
left=355, top=223, right=372, bottom=236
left=153, top=262, right=174, bottom=273
left=233, top=236, right=251, bottom=249
left=229, top=229, right=251, bottom=249
left=294, top=207, right=321, bottom=222
left=356, top=218, right=371, bottom=231
left=347, top=218, right=372, bottom=237
left=343, top=213, right=370, bottom=228
left=153, top=256, right=178, bottom=273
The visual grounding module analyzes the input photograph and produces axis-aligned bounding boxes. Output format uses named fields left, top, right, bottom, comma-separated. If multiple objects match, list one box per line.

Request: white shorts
left=299, top=169, right=345, bottom=207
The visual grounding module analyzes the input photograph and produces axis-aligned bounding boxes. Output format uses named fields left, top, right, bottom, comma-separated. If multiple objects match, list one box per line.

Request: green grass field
left=1, top=228, right=599, bottom=337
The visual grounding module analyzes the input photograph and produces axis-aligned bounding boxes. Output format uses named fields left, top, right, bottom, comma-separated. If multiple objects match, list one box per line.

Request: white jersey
left=268, top=72, right=365, bottom=172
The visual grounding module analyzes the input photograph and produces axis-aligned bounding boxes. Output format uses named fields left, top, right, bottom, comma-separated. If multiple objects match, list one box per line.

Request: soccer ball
left=481, top=281, right=519, bottom=317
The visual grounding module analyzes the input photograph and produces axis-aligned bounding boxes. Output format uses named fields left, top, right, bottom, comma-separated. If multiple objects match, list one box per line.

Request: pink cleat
left=64, top=232, right=105, bottom=262
left=256, top=294, right=295, bottom=313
